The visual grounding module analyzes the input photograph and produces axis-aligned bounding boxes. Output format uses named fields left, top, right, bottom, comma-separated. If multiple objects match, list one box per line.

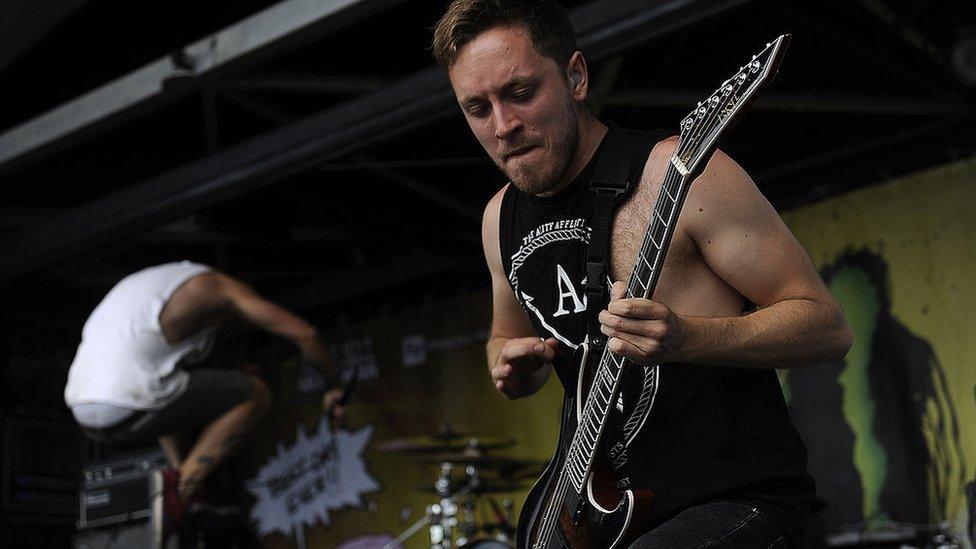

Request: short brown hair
left=432, top=0, right=578, bottom=69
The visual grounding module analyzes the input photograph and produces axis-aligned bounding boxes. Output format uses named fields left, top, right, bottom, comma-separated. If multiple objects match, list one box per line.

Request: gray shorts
left=79, top=369, right=254, bottom=445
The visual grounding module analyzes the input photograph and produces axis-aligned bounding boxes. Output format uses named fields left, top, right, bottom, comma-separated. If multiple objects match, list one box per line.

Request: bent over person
left=63, top=261, right=345, bottom=544
left=433, top=1, right=853, bottom=547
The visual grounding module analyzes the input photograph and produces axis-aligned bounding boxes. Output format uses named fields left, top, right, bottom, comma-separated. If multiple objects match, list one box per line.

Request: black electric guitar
left=515, top=35, right=791, bottom=549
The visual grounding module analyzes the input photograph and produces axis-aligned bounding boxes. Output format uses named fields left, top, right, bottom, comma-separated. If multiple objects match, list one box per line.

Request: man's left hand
left=598, top=281, right=686, bottom=365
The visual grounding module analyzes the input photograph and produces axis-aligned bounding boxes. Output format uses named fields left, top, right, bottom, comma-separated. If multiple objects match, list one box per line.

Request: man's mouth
left=503, top=146, right=536, bottom=161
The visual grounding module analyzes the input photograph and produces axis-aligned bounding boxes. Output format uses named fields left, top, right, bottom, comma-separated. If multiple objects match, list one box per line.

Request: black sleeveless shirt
left=497, top=126, right=814, bottom=539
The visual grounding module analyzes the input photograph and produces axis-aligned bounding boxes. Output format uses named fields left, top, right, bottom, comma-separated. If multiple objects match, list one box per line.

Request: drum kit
left=379, top=423, right=543, bottom=549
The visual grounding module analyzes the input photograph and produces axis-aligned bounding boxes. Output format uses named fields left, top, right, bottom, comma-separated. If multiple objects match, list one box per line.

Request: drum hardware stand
left=384, top=461, right=475, bottom=549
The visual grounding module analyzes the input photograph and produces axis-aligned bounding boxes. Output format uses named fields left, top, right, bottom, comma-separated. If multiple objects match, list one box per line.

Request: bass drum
left=458, top=539, right=513, bottom=548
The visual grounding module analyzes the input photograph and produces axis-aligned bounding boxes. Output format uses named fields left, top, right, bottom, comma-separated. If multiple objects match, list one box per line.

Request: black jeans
left=81, top=369, right=254, bottom=445
left=629, top=502, right=790, bottom=548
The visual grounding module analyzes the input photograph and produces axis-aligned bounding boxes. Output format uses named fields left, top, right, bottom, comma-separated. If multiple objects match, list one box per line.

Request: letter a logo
left=553, top=264, right=586, bottom=317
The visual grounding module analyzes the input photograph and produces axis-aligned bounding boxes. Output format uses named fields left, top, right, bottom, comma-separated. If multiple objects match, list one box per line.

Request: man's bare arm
left=215, top=273, right=348, bottom=420
left=483, top=186, right=556, bottom=397
left=209, top=274, right=339, bottom=375
left=601, top=147, right=852, bottom=369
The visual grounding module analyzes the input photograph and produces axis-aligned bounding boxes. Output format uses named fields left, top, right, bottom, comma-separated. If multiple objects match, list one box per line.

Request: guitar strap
left=585, top=126, right=666, bottom=346
left=586, top=126, right=668, bottom=488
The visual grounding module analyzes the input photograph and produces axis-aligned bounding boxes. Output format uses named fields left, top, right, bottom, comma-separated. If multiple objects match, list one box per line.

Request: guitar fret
left=584, top=438, right=596, bottom=456
left=655, top=210, right=668, bottom=226
left=665, top=185, right=677, bottom=202
left=649, top=231, right=662, bottom=249
left=580, top=438, right=593, bottom=456
left=634, top=277, right=648, bottom=293
left=652, top=223, right=666, bottom=241
left=571, top=456, right=585, bottom=476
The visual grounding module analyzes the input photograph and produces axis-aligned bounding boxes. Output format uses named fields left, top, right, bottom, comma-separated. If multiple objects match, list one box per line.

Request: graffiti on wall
left=787, top=249, right=967, bottom=530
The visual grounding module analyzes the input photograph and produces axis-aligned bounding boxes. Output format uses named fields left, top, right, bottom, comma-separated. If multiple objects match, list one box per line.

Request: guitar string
left=534, top=95, right=717, bottom=542
left=533, top=57, right=761, bottom=547
left=533, top=158, right=687, bottom=548
left=535, top=115, right=708, bottom=547
left=533, top=133, right=697, bottom=547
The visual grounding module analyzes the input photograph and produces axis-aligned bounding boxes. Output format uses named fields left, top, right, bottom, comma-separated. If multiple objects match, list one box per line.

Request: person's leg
left=176, top=376, right=270, bottom=501
left=158, top=435, right=186, bottom=469
left=113, top=369, right=262, bottom=500
left=629, top=502, right=789, bottom=549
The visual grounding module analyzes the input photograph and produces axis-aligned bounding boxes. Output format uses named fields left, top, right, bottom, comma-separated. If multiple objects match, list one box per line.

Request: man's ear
left=566, top=51, right=588, bottom=100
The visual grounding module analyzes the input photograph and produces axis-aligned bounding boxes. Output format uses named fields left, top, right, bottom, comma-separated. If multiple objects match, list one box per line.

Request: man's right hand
left=491, top=337, right=559, bottom=399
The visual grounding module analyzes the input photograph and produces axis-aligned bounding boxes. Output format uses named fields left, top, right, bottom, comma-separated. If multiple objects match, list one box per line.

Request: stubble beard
left=504, top=104, right=579, bottom=195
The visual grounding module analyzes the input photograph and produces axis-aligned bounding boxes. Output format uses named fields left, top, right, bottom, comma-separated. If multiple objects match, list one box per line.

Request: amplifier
left=78, top=448, right=170, bottom=530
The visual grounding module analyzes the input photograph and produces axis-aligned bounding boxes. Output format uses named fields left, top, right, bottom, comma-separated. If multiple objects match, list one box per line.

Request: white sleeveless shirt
left=64, top=261, right=216, bottom=410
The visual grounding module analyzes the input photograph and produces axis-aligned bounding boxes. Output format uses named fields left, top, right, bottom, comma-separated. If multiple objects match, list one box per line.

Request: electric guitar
left=515, top=34, right=791, bottom=549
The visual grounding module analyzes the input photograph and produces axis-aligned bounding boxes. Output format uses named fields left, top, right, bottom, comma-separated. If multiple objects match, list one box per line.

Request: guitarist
left=433, top=1, right=853, bottom=547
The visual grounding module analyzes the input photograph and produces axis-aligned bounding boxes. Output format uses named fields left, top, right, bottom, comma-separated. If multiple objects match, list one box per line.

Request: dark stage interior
left=1, top=0, right=975, bottom=547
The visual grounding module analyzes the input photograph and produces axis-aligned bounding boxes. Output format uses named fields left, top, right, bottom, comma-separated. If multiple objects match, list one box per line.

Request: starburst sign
left=248, top=421, right=380, bottom=538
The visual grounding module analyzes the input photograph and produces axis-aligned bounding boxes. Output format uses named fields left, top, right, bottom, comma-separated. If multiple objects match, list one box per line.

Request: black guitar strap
left=585, top=127, right=667, bottom=347
left=585, top=126, right=669, bottom=489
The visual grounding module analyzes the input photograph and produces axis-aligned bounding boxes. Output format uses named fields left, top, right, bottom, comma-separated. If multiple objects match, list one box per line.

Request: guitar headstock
left=673, top=34, right=790, bottom=178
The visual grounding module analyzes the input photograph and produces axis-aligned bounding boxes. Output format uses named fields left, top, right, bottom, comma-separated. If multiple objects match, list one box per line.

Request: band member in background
left=433, top=1, right=852, bottom=546
left=63, top=261, right=346, bottom=543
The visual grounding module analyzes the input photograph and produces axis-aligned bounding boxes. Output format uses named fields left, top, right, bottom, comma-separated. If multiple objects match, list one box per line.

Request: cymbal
left=414, top=479, right=529, bottom=495
left=378, top=425, right=515, bottom=453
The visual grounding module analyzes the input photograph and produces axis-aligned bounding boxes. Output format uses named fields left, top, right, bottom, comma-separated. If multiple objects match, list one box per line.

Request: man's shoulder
left=645, top=134, right=679, bottom=168
left=627, top=135, right=680, bottom=195
left=483, top=182, right=513, bottom=225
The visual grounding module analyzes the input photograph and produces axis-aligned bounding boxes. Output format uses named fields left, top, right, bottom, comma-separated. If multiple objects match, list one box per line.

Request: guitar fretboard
left=561, top=159, right=689, bottom=492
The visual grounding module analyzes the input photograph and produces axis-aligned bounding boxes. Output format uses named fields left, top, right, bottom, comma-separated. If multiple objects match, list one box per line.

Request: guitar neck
left=562, top=162, right=691, bottom=490
left=626, top=162, right=691, bottom=301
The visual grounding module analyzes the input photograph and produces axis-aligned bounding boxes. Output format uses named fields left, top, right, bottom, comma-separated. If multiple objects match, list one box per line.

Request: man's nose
left=492, top=104, right=522, bottom=140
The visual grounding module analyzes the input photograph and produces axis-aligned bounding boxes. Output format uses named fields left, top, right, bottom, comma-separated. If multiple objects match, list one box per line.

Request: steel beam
left=756, top=117, right=962, bottom=183
left=0, top=0, right=751, bottom=278
left=219, top=74, right=389, bottom=95
left=604, top=89, right=972, bottom=115
left=0, top=0, right=409, bottom=174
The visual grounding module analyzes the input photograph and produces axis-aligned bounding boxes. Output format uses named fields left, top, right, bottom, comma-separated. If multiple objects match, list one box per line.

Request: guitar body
left=516, top=343, right=652, bottom=549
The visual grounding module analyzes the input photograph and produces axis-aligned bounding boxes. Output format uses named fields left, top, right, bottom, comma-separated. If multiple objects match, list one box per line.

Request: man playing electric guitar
left=433, top=1, right=852, bottom=546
